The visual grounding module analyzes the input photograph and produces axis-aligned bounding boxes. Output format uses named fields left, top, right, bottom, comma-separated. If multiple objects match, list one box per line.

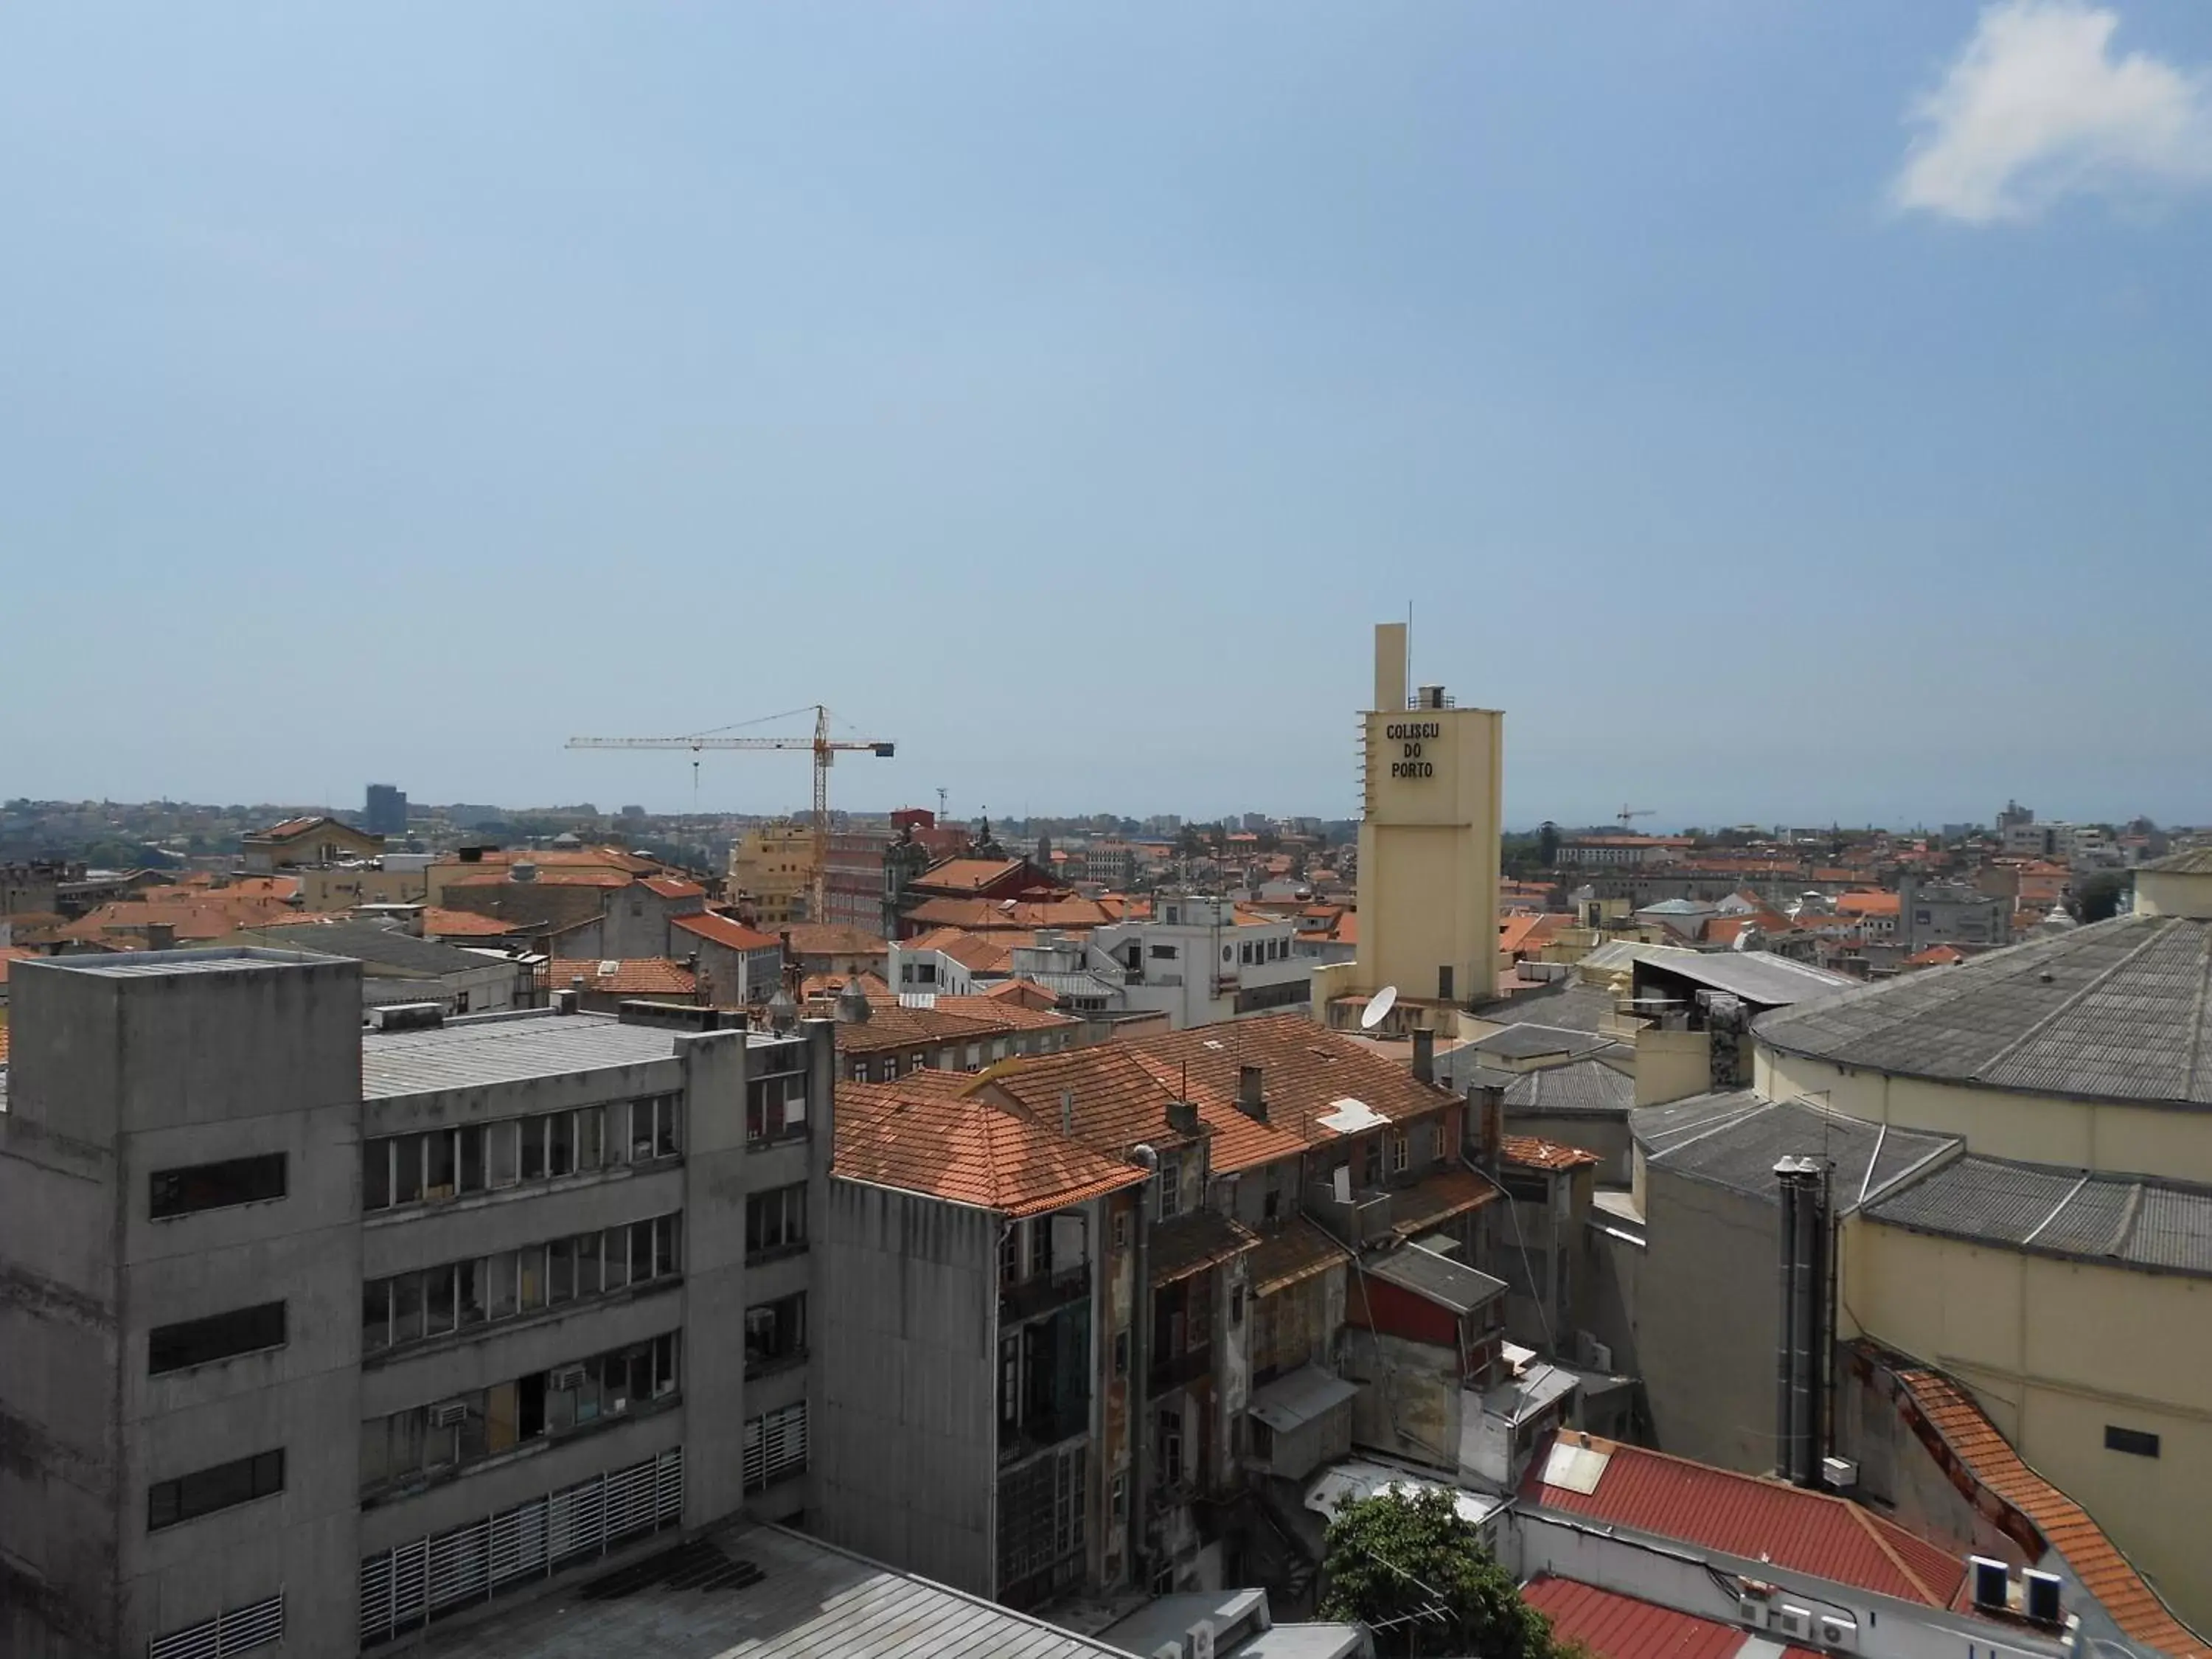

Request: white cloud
left=1894, top=1, right=2212, bottom=223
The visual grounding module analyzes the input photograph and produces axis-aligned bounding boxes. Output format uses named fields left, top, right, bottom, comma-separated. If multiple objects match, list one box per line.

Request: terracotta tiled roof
left=1836, top=891, right=1901, bottom=917
left=1894, top=1368, right=2205, bottom=1655
left=1501, top=1135, right=1602, bottom=1172
left=833, top=997, right=1060, bottom=1054
left=902, top=897, right=1119, bottom=933
left=1499, top=913, right=1554, bottom=956
left=835, top=1082, right=1148, bottom=1218
left=547, top=958, right=698, bottom=996
left=640, top=876, right=705, bottom=900
left=1390, top=1165, right=1498, bottom=1237
left=1524, top=1433, right=1964, bottom=1607
left=1904, top=944, right=1966, bottom=967
left=1520, top=1576, right=1765, bottom=1659
left=445, top=869, right=633, bottom=889
left=782, top=924, right=888, bottom=959
left=807, top=971, right=894, bottom=1004
left=258, top=815, right=338, bottom=840
left=911, top=858, right=1035, bottom=894
left=932, top=996, right=1080, bottom=1034
left=60, top=897, right=308, bottom=944
left=672, top=911, right=781, bottom=952
left=420, top=907, right=524, bottom=938
left=902, top=927, right=1015, bottom=975
left=978, top=978, right=1058, bottom=1009
left=1150, top=1208, right=1259, bottom=1286
left=1179, top=1086, right=1313, bottom=1176
left=1247, top=1219, right=1353, bottom=1296
left=1133, top=1015, right=1455, bottom=1147
left=975, top=1046, right=1211, bottom=1154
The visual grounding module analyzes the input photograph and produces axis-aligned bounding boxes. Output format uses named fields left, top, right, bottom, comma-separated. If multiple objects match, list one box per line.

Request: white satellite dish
left=1360, top=984, right=1399, bottom=1029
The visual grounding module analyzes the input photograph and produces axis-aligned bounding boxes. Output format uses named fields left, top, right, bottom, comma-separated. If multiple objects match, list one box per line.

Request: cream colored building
left=1702, top=846, right=2212, bottom=1630
left=728, top=824, right=813, bottom=925
left=1317, top=622, right=1503, bottom=1032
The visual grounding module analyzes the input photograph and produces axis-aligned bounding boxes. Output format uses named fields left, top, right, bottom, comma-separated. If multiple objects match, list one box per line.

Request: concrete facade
left=0, top=949, right=838, bottom=1659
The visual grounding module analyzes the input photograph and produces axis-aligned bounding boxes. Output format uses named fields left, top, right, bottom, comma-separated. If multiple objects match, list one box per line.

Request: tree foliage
left=2074, top=870, right=2132, bottom=923
left=1319, top=1488, right=1564, bottom=1659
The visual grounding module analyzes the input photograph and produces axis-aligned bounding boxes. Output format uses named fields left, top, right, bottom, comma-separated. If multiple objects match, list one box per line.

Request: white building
left=1091, top=894, right=1310, bottom=1028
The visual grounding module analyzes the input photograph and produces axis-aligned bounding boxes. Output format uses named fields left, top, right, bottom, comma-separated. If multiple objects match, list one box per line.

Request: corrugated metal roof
left=1469, top=1023, right=1610, bottom=1061
left=1506, top=1058, right=1635, bottom=1116
left=1522, top=1433, right=1964, bottom=1606
left=1753, top=914, right=2212, bottom=1107
left=1149, top=1209, right=1259, bottom=1287
left=1632, top=1094, right=1960, bottom=1213
left=1364, top=1243, right=1506, bottom=1313
left=1470, top=979, right=1622, bottom=1034
left=362, top=1012, right=682, bottom=1099
left=21, top=946, right=341, bottom=978
left=411, top=1522, right=1130, bottom=1658
left=1248, top=1364, right=1362, bottom=1433
left=1520, top=1576, right=1751, bottom=1659
left=1635, top=950, right=1854, bottom=1007
left=1864, top=1154, right=2212, bottom=1278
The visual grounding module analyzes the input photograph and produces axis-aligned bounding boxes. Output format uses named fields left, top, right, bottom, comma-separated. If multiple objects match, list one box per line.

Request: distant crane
left=1617, top=805, right=1655, bottom=830
left=567, top=706, right=895, bottom=920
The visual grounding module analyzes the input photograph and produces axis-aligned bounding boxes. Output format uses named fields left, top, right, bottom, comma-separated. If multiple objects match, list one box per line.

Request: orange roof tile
left=640, top=876, right=705, bottom=900
left=835, top=1082, right=1147, bottom=1217
left=978, top=978, right=1059, bottom=1009
left=1501, top=1135, right=1601, bottom=1172
left=911, top=858, right=1037, bottom=894
left=902, top=926, right=1016, bottom=975
left=1133, top=1015, right=1453, bottom=1147
left=1174, top=1084, right=1312, bottom=1176
left=1521, top=1577, right=1760, bottom=1659
left=1391, top=1165, right=1498, bottom=1236
left=1895, top=1369, right=2205, bottom=1655
left=932, top=995, right=1082, bottom=1034
left=445, top=869, right=633, bottom=889
left=547, top=958, right=698, bottom=996
left=420, top=907, right=524, bottom=937
left=974, top=1046, right=1212, bottom=1154
left=782, top=924, right=888, bottom=958
left=1905, top=944, right=1966, bottom=967
left=901, top=897, right=1119, bottom=933
left=1836, top=891, right=1901, bottom=917
left=807, top=970, right=894, bottom=1003
left=672, top=911, right=782, bottom=952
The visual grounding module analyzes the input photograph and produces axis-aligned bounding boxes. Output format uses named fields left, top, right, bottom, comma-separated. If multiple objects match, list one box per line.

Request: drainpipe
left=1127, top=1144, right=1158, bottom=1586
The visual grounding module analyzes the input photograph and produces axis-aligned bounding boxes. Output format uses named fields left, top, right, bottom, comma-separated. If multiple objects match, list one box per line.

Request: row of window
left=147, top=1447, right=285, bottom=1532
left=746, top=1071, right=810, bottom=1143
left=361, top=1214, right=682, bottom=1355
left=361, top=1332, right=679, bottom=1495
left=747, top=1183, right=808, bottom=1257
left=844, top=1032, right=1070, bottom=1085
left=364, top=1095, right=682, bottom=1213
left=150, top=1153, right=287, bottom=1220
left=1236, top=937, right=1290, bottom=965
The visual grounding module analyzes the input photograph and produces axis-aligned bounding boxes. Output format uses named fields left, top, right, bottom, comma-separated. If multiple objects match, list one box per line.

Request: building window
left=742, top=1400, right=809, bottom=1492
left=1230, top=1284, right=1246, bottom=1326
left=746, top=1183, right=807, bottom=1259
left=1149, top=944, right=1178, bottom=960
left=359, top=1333, right=678, bottom=1497
left=1112, top=1209, right=1130, bottom=1251
left=1113, top=1329, right=1130, bottom=1377
left=1110, top=1472, right=1128, bottom=1525
left=1158, top=1410, right=1184, bottom=1487
left=150, top=1154, right=287, bottom=1220
left=1390, top=1132, right=1410, bottom=1175
left=1155, top=1152, right=1184, bottom=1222
left=744, top=1293, right=807, bottom=1377
left=361, top=1215, right=681, bottom=1356
left=2106, top=1425, right=2160, bottom=1458
left=364, top=1096, right=678, bottom=1214
left=147, top=1449, right=285, bottom=1531
left=149, top=1302, right=287, bottom=1375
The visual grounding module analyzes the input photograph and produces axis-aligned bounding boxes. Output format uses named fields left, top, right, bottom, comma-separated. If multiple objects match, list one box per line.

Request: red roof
left=547, top=959, right=698, bottom=996
left=1895, top=1368, right=2205, bottom=1655
left=836, top=1082, right=1148, bottom=1218
left=1524, top=1434, right=1964, bottom=1607
left=672, top=911, right=781, bottom=952
left=1521, top=1577, right=1770, bottom=1659
left=1501, top=1135, right=1601, bottom=1172
left=420, top=907, right=523, bottom=938
left=1905, top=944, right=1966, bottom=967
left=1836, top=891, right=1900, bottom=917
left=640, top=876, right=705, bottom=900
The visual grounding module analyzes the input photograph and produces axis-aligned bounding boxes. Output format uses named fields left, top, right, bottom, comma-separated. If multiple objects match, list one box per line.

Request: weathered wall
left=817, top=1178, right=998, bottom=1596
left=1638, top=1169, right=1777, bottom=1475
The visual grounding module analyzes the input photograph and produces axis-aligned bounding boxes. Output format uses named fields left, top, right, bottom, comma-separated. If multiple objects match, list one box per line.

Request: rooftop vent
left=1968, top=1556, right=2010, bottom=1614
left=372, top=1003, right=444, bottom=1032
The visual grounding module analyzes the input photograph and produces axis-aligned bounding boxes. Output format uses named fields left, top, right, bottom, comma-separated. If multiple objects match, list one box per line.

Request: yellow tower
left=1321, top=622, right=1504, bottom=1027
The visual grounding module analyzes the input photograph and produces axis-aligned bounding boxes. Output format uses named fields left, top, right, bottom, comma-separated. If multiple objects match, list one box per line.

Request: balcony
left=999, top=1263, right=1090, bottom=1325
left=1307, top=1183, right=1394, bottom=1249
left=1148, top=1341, right=1212, bottom=1396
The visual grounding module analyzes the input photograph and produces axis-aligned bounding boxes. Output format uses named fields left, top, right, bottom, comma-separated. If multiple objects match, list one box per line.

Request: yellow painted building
left=728, top=824, right=814, bottom=925
left=1318, top=623, right=1504, bottom=1030
left=1742, top=846, right=2212, bottom=1628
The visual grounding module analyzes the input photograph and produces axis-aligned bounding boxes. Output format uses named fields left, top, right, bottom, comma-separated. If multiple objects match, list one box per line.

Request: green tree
left=1320, top=1488, right=1565, bottom=1658
left=2075, top=870, right=2131, bottom=922
left=1537, top=821, right=1560, bottom=868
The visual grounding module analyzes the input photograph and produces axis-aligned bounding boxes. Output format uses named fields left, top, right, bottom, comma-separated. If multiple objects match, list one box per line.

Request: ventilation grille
left=359, top=1447, right=684, bottom=1646
left=148, top=1593, right=284, bottom=1659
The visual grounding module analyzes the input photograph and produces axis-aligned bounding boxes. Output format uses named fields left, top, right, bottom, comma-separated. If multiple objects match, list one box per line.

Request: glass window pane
left=548, top=1113, right=575, bottom=1178
left=578, top=1107, right=605, bottom=1170
left=518, top=1248, right=545, bottom=1312
left=390, top=1408, right=425, bottom=1479
left=365, top=1141, right=391, bottom=1211
left=486, top=1382, right=519, bottom=1455
left=363, top=1280, right=390, bottom=1353
left=425, top=1265, right=456, bottom=1335
left=392, top=1272, right=424, bottom=1344
left=425, top=1131, right=456, bottom=1199
left=458, top=1391, right=489, bottom=1464
left=574, top=1235, right=602, bottom=1298
left=520, top=1120, right=546, bottom=1181
left=630, top=1221, right=654, bottom=1281
left=360, top=1416, right=389, bottom=1489
left=547, top=1237, right=574, bottom=1305
left=393, top=1135, right=423, bottom=1206
left=656, top=1099, right=680, bottom=1158
left=457, top=1259, right=486, bottom=1325
left=487, top=1121, right=518, bottom=1187
left=655, top=1332, right=678, bottom=1394
left=604, top=1227, right=631, bottom=1291
left=459, top=1126, right=484, bottom=1192
left=655, top=1216, right=678, bottom=1279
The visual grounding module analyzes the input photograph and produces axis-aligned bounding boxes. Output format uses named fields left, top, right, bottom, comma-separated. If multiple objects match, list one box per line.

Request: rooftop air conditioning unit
left=430, top=1400, right=470, bottom=1429
left=549, top=1365, right=588, bottom=1391
left=1821, top=1455, right=1859, bottom=1490
left=1969, top=1557, right=2011, bottom=1613
left=1775, top=1607, right=1814, bottom=1642
left=1189, top=1621, right=1216, bottom=1659
left=1737, top=1596, right=1769, bottom=1627
left=1818, top=1613, right=1858, bottom=1649
left=2023, top=1568, right=2062, bottom=1626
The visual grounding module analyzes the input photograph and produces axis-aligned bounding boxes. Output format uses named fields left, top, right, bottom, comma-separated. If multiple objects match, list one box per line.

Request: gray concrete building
left=0, top=947, right=835, bottom=1659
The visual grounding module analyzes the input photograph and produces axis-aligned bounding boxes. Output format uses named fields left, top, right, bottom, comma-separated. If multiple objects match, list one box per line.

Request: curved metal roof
left=1753, top=914, right=2212, bottom=1108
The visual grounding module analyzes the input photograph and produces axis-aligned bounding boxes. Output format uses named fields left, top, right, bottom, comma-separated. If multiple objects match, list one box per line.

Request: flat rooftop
left=411, top=1524, right=1130, bottom=1659
left=21, top=945, right=340, bottom=978
left=362, top=1011, right=688, bottom=1098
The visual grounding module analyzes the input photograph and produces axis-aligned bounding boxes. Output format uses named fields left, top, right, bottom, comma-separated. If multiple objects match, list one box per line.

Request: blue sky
left=5, top=3, right=2208, bottom=830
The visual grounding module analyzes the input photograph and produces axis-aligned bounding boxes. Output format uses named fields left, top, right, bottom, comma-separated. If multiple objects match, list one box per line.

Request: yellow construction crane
left=567, top=705, right=895, bottom=920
